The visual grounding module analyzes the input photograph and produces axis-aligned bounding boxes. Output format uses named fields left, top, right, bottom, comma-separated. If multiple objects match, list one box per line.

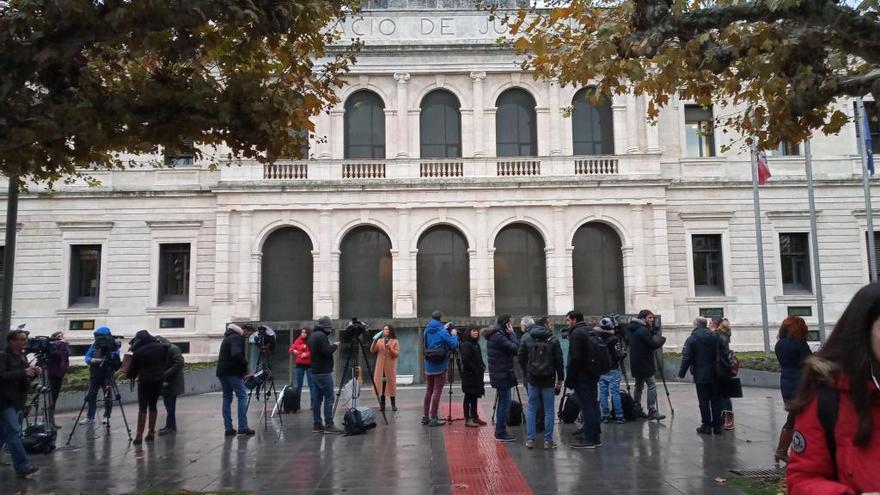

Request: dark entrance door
left=340, top=226, right=393, bottom=319
left=260, top=227, right=313, bottom=321
left=417, top=226, right=470, bottom=317
left=572, top=222, right=625, bottom=315
left=494, top=224, right=547, bottom=316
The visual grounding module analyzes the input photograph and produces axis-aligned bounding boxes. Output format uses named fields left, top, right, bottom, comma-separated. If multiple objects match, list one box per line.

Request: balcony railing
left=420, top=159, right=464, bottom=178
left=497, top=158, right=541, bottom=176
left=264, top=162, right=308, bottom=180
left=575, top=156, right=618, bottom=175
left=342, top=160, right=386, bottom=179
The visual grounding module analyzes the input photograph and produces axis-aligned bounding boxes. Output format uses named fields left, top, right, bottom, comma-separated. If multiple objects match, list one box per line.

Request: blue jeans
left=720, top=395, right=733, bottom=412
left=494, top=387, right=512, bottom=437
left=599, top=369, right=624, bottom=420
left=310, top=373, right=335, bottom=427
left=573, top=380, right=601, bottom=444
left=218, top=376, right=249, bottom=431
left=163, top=395, right=177, bottom=430
left=0, top=407, right=31, bottom=472
left=526, top=384, right=555, bottom=443
left=294, top=366, right=313, bottom=399
left=85, top=369, right=113, bottom=420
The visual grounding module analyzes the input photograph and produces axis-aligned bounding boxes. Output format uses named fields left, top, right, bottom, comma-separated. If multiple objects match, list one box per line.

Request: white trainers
left=101, top=417, right=110, bottom=426
left=78, top=418, right=94, bottom=425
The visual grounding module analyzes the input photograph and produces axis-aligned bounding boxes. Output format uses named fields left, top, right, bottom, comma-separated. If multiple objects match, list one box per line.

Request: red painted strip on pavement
left=442, top=403, right=534, bottom=495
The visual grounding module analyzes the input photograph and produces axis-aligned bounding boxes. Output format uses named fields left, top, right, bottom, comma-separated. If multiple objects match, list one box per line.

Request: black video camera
left=253, top=325, right=277, bottom=352
left=25, top=335, right=61, bottom=356
left=342, top=317, right=368, bottom=343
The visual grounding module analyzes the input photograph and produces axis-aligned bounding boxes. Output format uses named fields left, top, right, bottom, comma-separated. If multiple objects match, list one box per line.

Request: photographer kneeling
left=127, top=330, right=169, bottom=445
left=80, top=326, right=121, bottom=426
left=0, top=329, right=40, bottom=477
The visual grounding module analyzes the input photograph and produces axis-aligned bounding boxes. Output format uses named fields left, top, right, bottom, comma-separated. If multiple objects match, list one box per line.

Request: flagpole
left=856, top=97, right=877, bottom=282
left=751, top=143, right=771, bottom=357
left=804, top=140, right=826, bottom=342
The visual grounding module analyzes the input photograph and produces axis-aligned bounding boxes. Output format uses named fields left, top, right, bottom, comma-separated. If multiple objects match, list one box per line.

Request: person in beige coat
left=371, top=325, right=400, bottom=412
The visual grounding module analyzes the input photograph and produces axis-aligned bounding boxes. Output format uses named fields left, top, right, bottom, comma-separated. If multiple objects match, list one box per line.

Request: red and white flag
left=756, top=151, right=772, bottom=185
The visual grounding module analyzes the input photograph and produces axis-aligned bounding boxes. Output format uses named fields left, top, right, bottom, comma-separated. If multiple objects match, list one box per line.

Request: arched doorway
left=572, top=222, right=625, bottom=315
left=417, top=225, right=470, bottom=317
left=494, top=224, right=547, bottom=316
left=260, top=227, right=314, bottom=321
left=339, top=226, right=393, bottom=319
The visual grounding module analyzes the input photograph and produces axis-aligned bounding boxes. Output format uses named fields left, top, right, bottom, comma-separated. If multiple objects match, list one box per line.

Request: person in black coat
left=678, top=317, right=728, bottom=434
left=0, top=329, right=40, bottom=477
left=307, top=316, right=340, bottom=433
left=127, top=330, right=169, bottom=445
left=216, top=323, right=255, bottom=436
left=628, top=309, right=667, bottom=420
left=155, top=336, right=185, bottom=435
left=565, top=310, right=602, bottom=448
left=773, top=315, right=812, bottom=462
left=459, top=327, right=487, bottom=428
left=483, top=314, right=519, bottom=442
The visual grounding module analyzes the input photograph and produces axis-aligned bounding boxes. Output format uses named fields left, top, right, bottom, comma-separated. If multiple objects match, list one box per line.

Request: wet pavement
left=1, top=383, right=788, bottom=494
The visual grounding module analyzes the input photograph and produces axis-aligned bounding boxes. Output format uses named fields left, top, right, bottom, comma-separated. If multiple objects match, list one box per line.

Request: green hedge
left=665, top=351, right=780, bottom=373
left=61, top=361, right=218, bottom=392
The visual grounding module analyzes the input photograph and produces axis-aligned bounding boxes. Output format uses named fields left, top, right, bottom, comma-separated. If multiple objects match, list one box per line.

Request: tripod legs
left=654, top=355, right=675, bottom=417
left=66, top=373, right=131, bottom=445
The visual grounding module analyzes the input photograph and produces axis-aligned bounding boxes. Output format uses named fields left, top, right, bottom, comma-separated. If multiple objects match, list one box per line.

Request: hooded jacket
left=289, top=335, right=311, bottom=367
left=483, top=323, right=518, bottom=389
left=84, top=326, right=120, bottom=366
left=307, top=323, right=338, bottom=375
left=628, top=319, right=666, bottom=379
left=565, top=321, right=596, bottom=387
left=678, top=324, right=725, bottom=384
left=128, top=330, right=169, bottom=384
left=216, top=327, right=248, bottom=378
left=459, top=332, right=485, bottom=397
left=423, top=318, right=459, bottom=375
left=155, top=336, right=185, bottom=396
left=517, top=324, right=564, bottom=388
left=787, top=358, right=880, bottom=495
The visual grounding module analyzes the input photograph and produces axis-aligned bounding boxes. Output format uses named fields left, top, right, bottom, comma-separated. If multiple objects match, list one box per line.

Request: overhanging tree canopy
left=503, top=0, right=880, bottom=149
left=0, top=0, right=359, bottom=184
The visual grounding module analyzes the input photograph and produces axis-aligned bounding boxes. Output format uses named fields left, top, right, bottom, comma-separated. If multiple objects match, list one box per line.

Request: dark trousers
left=573, top=379, right=601, bottom=443
left=163, top=395, right=178, bottom=429
left=49, top=375, right=63, bottom=423
left=695, top=383, right=722, bottom=429
left=85, top=370, right=113, bottom=420
left=137, top=380, right=163, bottom=413
left=463, top=393, right=479, bottom=419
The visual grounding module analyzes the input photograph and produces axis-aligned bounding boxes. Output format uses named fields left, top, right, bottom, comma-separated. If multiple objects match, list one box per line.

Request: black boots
left=380, top=395, right=386, bottom=412
left=390, top=396, right=398, bottom=412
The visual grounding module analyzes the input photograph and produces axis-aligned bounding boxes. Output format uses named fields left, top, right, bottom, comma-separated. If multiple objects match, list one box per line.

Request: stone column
left=552, top=207, right=571, bottom=313
left=631, top=205, right=648, bottom=297
left=394, top=208, right=415, bottom=317
left=549, top=79, right=562, bottom=156
left=470, top=72, right=487, bottom=157
left=611, top=95, right=627, bottom=155
left=394, top=72, right=411, bottom=158
left=384, top=109, right=397, bottom=158
left=214, top=210, right=231, bottom=302
left=314, top=210, right=334, bottom=317
left=330, top=109, right=345, bottom=159
left=626, top=92, right=640, bottom=153
left=236, top=211, right=253, bottom=317
left=473, top=207, right=493, bottom=315
left=645, top=95, right=660, bottom=153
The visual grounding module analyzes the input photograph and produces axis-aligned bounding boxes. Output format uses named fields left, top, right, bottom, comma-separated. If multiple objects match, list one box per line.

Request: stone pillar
left=631, top=206, right=648, bottom=297
left=645, top=95, right=660, bottom=153
left=549, top=79, right=562, bottom=156
left=611, top=95, right=627, bottom=155
left=330, top=109, right=344, bottom=159
left=408, top=109, right=421, bottom=159
left=214, top=210, right=231, bottom=302
left=394, top=208, right=415, bottom=317
left=235, top=211, right=253, bottom=317
left=473, top=207, right=493, bottom=315
left=470, top=72, right=487, bottom=157
left=536, top=107, right=551, bottom=157
left=394, top=72, right=410, bottom=158
left=626, top=92, right=640, bottom=153
left=314, top=210, right=334, bottom=317
left=651, top=205, right=675, bottom=314
left=551, top=206, right=572, bottom=313
left=384, top=109, right=397, bottom=158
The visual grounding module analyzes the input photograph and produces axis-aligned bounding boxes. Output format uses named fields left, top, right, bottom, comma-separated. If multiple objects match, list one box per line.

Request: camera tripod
left=22, top=355, right=55, bottom=434
left=444, top=350, right=465, bottom=424
left=246, top=346, right=283, bottom=431
left=67, top=363, right=132, bottom=445
left=491, top=377, right=525, bottom=425
left=332, top=333, right=389, bottom=425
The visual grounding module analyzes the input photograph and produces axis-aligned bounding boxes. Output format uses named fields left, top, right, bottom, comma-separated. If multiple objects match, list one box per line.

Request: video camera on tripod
left=252, top=325, right=276, bottom=352
left=341, top=317, right=368, bottom=343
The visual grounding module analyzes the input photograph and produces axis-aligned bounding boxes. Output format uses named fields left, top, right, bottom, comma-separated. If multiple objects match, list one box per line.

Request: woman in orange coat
left=786, top=282, right=880, bottom=494
left=371, top=325, right=400, bottom=412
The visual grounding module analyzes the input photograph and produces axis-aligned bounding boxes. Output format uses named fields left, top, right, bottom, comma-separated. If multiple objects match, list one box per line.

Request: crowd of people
left=2, top=282, right=878, bottom=493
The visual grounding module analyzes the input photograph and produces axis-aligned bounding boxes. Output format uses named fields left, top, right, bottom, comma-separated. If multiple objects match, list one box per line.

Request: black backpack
left=613, top=390, right=638, bottom=422
left=23, top=424, right=56, bottom=455
left=816, top=386, right=840, bottom=471
left=507, top=400, right=524, bottom=427
left=558, top=392, right=581, bottom=424
left=586, top=333, right=614, bottom=377
left=527, top=335, right=555, bottom=379
left=281, top=384, right=301, bottom=413
left=343, top=408, right=368, bottom=435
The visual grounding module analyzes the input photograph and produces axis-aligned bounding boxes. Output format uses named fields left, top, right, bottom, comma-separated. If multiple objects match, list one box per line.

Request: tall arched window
left=344, top=90, right=385, bottom=159
left=572, top=222, right=624, bottom=315
left=494, top=223, right=547, bottom=316
left=260, top=227, right=314, bottom=321
left=420, top=90, right=462, bottom=158
left=572, top=88, right=614, bottom=155
left=495, top=88, right=537, bottom=157
left=339, top=226, right=392, bottom=319
left=417, top=226, right=470, bottom=317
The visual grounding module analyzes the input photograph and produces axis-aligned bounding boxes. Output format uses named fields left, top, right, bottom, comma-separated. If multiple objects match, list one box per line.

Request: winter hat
left=130, top=329, right=155, bottom=350
left=317, top=316, right=332, bottom=329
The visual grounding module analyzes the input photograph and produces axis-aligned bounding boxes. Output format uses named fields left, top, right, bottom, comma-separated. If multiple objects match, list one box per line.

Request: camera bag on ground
left=280, top=384, right=301, bottom=413
left=526, top=335, right=555, bottom=379
left=586, top=333, right=613, bottom=377
left=558, top=392, right=581, bottom=424
left=343, top=406, right=377, bottom=435
left=507, top=399, right=524, bottom=427
left=23, top=424, right=56, bottom=455
left=613, top=390, right=639, bottom=422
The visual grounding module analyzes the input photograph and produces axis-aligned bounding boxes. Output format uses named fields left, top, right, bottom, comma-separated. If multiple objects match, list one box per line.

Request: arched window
left=340, top=226, right=392, bottom=319
left=417, top=226, right=470, bottom=317
left=494, top=223, right=547, bottom=316
left=420, top=90, right=462, bottom=158
left=495, top=88, right=537, bottom=157
left=572, top=88, right=614, bottom=155
left=344, top=90, right=385, bottom=159
left=572, top=222, right=624, bottom=315
left=260, top=227, right=314, bottom=321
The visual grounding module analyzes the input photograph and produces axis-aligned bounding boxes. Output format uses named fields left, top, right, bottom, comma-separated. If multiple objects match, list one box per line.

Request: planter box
left=662, top=357, right=781, bottom=389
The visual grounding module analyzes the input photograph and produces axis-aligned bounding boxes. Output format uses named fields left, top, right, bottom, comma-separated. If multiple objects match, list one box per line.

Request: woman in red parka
left=288, top=328, right=312, bottom=401
left=786, top=282, right=880, bottom=495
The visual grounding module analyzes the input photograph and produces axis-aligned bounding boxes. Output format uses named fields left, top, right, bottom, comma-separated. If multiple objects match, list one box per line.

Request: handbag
left=720, top=376, right=743, bottom=398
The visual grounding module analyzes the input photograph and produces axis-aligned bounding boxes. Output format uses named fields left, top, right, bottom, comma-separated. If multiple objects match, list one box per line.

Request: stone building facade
left=3, top=2, right=879, bottom=363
